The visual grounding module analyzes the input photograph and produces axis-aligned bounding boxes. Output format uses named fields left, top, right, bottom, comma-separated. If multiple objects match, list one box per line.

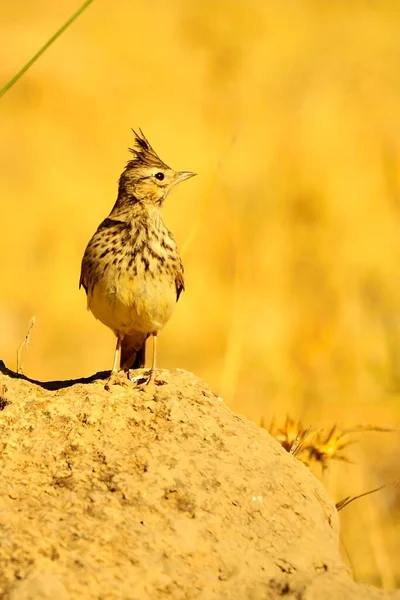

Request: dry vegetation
left=0, top=0, right=399, bottom=589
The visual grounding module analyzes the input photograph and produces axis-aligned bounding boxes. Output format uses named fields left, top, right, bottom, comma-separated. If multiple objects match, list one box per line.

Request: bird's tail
left=120, top=332, right=148, bottom=370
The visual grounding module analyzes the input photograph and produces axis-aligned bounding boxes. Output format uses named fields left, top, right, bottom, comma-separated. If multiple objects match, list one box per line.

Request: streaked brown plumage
left=79, top=130, right=195, bottom=379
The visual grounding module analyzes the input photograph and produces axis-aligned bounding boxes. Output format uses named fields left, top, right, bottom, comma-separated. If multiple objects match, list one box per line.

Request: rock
left=7, top=573, right=68, bottom=600
left=0, top=363, right=398, bottom=600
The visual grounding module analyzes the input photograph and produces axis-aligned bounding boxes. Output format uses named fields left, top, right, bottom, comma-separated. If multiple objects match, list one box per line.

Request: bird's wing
left=175, top=260, right=185, bottom=302
left=79, top=217, right=130, bottom=293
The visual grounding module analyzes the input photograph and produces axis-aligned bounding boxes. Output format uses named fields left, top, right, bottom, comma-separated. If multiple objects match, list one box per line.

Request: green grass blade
left=0, top=0, right=94, bottom=100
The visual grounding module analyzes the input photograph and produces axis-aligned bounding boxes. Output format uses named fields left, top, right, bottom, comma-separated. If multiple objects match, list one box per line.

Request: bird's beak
left=174, top=171, right=197, bottom=185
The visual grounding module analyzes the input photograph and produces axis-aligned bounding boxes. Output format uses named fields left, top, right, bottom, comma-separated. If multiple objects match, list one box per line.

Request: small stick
left=17, top=316, right=36, bottom=374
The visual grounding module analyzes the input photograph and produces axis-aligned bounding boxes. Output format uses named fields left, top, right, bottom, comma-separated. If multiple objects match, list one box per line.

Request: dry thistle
left=305, top=424, right=354, bottom=472
left=264, top=416, right=353, bottom=471
left=266, top=416, right=309, bottom=454
left=265, top=416, right=399, bottom=513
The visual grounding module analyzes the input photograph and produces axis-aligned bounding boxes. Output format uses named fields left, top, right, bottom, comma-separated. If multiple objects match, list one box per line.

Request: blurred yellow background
left=1, top=0, right=399, bottom=588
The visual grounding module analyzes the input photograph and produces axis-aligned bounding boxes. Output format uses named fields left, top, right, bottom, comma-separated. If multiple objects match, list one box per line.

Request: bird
left=79, top=129, right=195, bottom=383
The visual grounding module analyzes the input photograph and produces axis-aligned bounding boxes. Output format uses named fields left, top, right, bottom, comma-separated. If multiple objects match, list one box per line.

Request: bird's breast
left=88, top=258, right=178, bottom=336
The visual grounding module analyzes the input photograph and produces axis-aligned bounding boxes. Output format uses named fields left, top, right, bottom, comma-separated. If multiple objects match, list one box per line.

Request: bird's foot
left=130, top=368, right=167, bottom=386
left=105, top=369, right=130, bottom=391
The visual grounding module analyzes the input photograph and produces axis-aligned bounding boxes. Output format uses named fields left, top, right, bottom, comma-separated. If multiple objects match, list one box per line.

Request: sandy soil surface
left=0, top=362, right=398, bottom=600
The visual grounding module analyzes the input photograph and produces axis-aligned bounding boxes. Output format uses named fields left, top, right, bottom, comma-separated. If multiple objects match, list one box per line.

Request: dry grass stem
left=16, top=316, right=36, bottom=375
left=336, top=478, right=400, bottom=512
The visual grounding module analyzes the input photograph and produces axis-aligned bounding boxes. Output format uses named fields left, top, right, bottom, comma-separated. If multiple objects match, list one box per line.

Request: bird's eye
left=154, top=172, right=164, bottom=181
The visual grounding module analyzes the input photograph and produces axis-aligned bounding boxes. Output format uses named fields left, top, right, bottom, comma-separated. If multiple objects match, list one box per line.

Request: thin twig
left=0, top=0, right=94, bottom=100
left=17, top=317, right=36, bottom=374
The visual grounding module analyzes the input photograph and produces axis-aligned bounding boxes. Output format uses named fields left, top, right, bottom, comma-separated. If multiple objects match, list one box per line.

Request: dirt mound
left=0, top=362, right=398, bottom=600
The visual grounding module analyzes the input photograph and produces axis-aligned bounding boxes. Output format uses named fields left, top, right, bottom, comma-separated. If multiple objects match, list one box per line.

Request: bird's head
left=117, top=129, right=196, bottom=208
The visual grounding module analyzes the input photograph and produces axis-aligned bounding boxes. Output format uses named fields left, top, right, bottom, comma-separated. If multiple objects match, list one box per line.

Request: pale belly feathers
left=87, top=266, right=177, bottom=336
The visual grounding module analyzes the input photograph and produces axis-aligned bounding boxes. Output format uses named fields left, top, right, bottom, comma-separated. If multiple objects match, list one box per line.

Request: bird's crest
left=128, top=129, right=168, bottom=169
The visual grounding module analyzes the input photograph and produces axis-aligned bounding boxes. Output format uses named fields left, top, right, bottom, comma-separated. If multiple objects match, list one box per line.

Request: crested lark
left=80, top=130, right=195, bottom=381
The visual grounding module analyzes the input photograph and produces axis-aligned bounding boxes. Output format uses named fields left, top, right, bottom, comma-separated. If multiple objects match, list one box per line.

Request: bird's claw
left=130, top=369, right=167, bottom=386
left=105, top=370, right=130, bottom=390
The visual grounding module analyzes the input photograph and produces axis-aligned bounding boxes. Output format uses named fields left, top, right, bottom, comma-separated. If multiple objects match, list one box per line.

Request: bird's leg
left=105, top=335, right=129, bottom=389
left=132, top=334, right=160, bottom=385
left=139, top=334, right=157, bottom=385
left=148, top=333, right=158, bottom=382
left=112, top=335, right=121, bottom=372
left=151, top=334, right=157, bottom=371
left=131, top=334, right=167, bottom=386
left=146, top=334, right=167, bottom=385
